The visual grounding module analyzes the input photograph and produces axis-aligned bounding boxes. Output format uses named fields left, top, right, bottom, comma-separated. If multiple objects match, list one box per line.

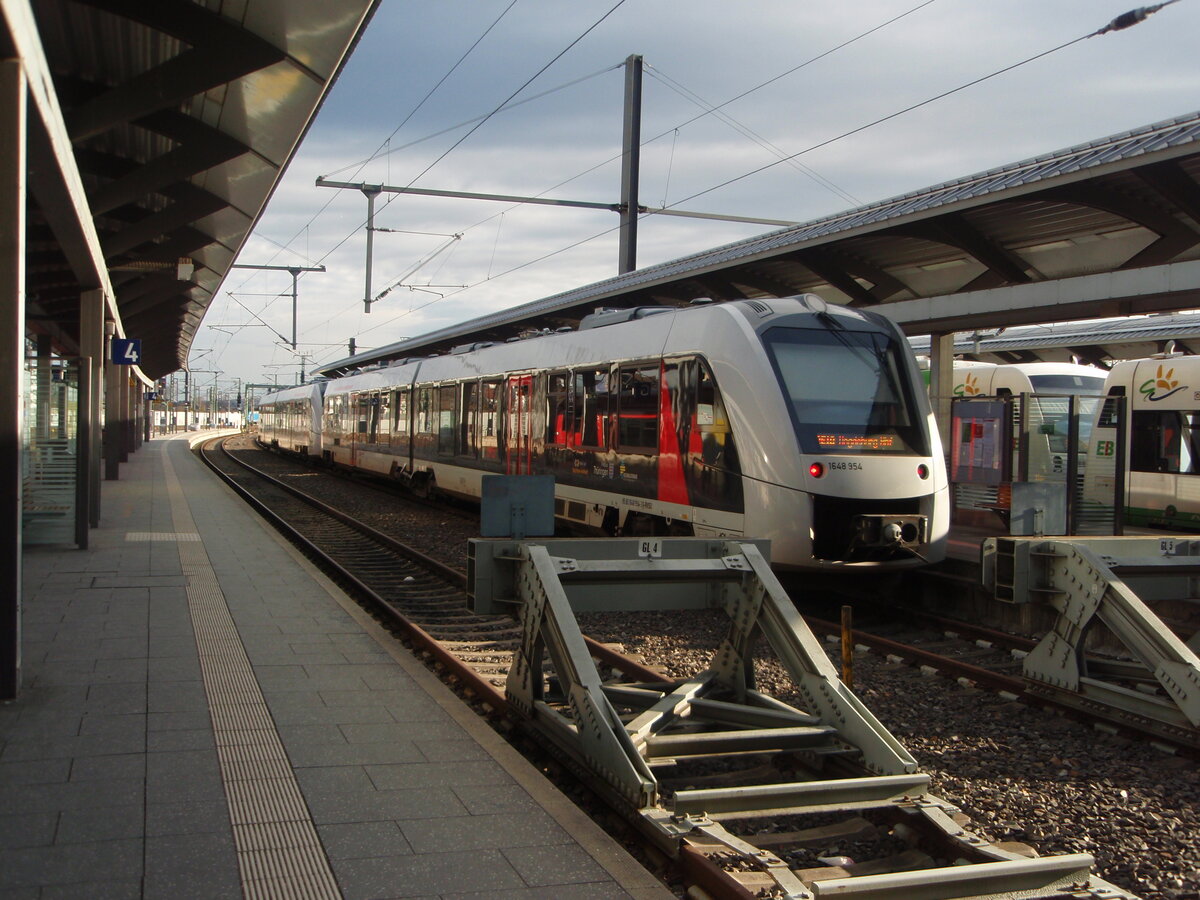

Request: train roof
left=259, top=382, right=326, bottom=406
left=320, top=296, right=902, bottom=392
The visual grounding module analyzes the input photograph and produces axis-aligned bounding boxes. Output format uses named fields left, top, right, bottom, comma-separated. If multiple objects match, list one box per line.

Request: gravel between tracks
left=225, top=435, right=1200, bottom=900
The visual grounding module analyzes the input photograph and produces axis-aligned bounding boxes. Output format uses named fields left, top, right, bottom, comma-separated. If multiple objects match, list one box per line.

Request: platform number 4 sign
left=111, top=338, right=142, bottom=365
left=638, top=538, right=662, bottom=559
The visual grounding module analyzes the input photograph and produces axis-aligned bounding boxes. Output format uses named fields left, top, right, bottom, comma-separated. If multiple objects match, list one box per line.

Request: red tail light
left=917, top=464, right=929, bottom=479
left=809, top=462, right=825, bottom=478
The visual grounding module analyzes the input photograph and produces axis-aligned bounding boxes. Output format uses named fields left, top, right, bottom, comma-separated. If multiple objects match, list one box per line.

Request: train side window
left=696, top=360, right=739, bottom=472
left=480, top=379, right=502, bottom=462
left=438, top=385, right=456, bottom=457
left=416, top=387, right=435, bottom=434
left=574, top=368, right=609, bottom=449
left=356, top=392, right=370, bottom=434
left=393, top=389, right=408, bottom=436
left=377, top=390, right=390, bottom=440
left=618, top=364, right=658, bottom=453
left=460, top=380, right=479, bottom=457
left=367, top=391, right=381, bottom=442
left=546, top=372, right=571, bottom=447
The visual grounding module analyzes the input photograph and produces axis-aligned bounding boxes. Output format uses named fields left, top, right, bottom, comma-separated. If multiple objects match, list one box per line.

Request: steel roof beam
left=725, top=265, right=805, bottom=300
left=881, top=259, right=1200, bottom=334
left=118, top=283, right=190, bottom=319
left=102, top=188, right=226, bottom=258
left=995, top=349, right=1040, bottom=363
left=1135, top=160, right=1200, bottom=228
left=678, top=277, right=743, bottom=302
left=893, top=214, right=1035, bottom=286
left=1042, top=183, right=1200, bottom=269
left=1066, top=345, right=1113, bottom=369
left=794, top=250, right=878, bottom=306
left=65, top=0, right=288, bottom=142
left=89, top=134, right=248, bottom=215
left=796, top=247, right=911, bottom=306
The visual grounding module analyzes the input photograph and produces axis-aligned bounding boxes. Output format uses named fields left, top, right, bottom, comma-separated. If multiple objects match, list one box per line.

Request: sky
left=189, top=0, right=1200, bottom=393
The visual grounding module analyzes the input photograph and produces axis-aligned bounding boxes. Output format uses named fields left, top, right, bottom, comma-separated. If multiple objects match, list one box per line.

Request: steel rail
left=802, top=613, right=1200, bottom=755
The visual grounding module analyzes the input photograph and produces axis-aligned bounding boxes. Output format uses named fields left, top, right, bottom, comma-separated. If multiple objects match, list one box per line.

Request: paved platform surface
left=1, top=434, right=672, bottom=900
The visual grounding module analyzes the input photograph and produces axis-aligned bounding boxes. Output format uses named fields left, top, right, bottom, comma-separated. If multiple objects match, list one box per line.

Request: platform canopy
left=907, top=311, right=1200, bottom=367
left=319, top=110, right=1200, bottom=377
left=2, top=0, right=378, bottom=379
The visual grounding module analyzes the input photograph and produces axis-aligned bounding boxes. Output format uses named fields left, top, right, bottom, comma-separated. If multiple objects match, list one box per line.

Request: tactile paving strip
left=162, top=450, right=341, bottom=900
left=124, top=531, right=202, bottom=541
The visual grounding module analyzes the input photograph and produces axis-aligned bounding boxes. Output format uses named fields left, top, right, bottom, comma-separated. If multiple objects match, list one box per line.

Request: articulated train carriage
left=255, top=380, right=325, bottom=457
left=259, top=295, right=949, bottom=571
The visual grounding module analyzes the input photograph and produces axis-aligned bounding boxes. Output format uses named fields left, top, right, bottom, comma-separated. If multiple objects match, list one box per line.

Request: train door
left=506, top=375, right=533, bottom=474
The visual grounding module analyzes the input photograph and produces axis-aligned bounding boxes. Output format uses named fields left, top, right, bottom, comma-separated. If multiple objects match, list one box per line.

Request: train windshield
left=763, top=326, right=927, bottom=456
left=1028, top=374, right=1105, bottom=394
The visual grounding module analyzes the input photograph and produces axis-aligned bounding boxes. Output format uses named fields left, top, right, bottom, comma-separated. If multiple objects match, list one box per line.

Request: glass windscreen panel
left=1028, top=374, right=1106, bottom=394
left=763, top=326, right=927, bottom=455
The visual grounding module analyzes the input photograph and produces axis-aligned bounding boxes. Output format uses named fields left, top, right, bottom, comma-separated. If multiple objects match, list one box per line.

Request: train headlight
left=809, top=462, right=825, bottom=478
left=917, top=464, right=929, bottom=480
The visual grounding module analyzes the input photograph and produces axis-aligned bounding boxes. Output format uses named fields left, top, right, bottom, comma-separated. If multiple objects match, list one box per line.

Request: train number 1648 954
left=829, top=461, right=863, bottom=471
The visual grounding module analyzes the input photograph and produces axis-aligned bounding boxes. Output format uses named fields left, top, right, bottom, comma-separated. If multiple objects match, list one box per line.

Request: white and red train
left=258, top=296, right=949, bottom=571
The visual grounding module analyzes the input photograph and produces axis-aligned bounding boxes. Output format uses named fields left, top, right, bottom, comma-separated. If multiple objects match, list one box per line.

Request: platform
left=1, top=435, right=670, bottom=900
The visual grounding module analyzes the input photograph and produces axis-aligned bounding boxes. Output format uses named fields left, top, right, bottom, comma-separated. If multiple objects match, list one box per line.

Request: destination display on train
left=816, top=433, right=897, bottom=451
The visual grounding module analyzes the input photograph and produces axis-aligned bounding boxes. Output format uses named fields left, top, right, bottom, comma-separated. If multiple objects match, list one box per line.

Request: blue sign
left=111, top=338, right=142, bottom=365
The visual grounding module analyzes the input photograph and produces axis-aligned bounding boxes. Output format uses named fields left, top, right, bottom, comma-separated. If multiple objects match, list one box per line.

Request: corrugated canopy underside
left=14, top=0, right=377, bottom=379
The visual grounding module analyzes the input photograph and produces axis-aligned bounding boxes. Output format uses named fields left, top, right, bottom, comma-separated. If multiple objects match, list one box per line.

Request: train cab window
left=763, top=326, right=927, bottom=456
left=1095, top=386, right=1124, bottom=432
left=437, top=385, right=456, bottom=457
left=618, top=365, right=658, bottom=452
left=546, top=372, right=571, bottom=447
left=574, top=368, right=609, bottom=449
left=460, top=381, right=479, bottom=457
left=480, top=379, right=502, bottom=462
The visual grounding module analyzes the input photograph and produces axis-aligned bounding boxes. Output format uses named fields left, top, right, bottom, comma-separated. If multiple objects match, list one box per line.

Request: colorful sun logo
left=1139, top=364, right=1186, bottom=401
left=953, top=373, right=982, bottom=397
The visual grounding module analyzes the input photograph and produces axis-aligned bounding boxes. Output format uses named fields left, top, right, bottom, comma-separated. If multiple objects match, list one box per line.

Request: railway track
left=801, top=604, right=1200, bottom=755
left=200, top=436, right=1142, bottom=900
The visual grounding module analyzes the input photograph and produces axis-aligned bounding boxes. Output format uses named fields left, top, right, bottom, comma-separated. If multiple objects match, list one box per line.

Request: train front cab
left=752, top=314, right=948, bottom=570
left=1087, top=356, right=1200, bottom=530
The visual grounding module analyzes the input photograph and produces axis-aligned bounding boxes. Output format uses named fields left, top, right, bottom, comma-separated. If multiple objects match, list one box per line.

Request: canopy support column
left=929, top=332, right=955, bottom=462
left=0, top=59, right=26, bottom=699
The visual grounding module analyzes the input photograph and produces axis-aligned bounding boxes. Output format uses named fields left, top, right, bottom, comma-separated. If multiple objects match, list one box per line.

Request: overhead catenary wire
left=329, top=1, right=1183, bottom=355
left=258, top=1, right=943, bottom=354
left=202, top=2, right=520, bottom=369
left=662, top=3, right=1183, bottom=213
